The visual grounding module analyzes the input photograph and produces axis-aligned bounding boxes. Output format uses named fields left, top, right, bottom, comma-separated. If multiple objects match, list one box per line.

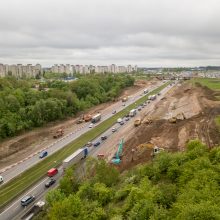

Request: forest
left=35, top=140, right=220, bottom=220
left=0, top=74, right=134, bottom=139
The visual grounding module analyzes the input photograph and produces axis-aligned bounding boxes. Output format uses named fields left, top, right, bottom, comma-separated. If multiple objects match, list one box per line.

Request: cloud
left=0, top=0, right=220, bottom=67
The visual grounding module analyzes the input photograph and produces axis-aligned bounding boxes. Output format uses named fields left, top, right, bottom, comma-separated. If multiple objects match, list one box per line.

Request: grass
left=215, top=116, right=220, bottom=131
left=191, top=78, right=220, bottom=91
left=0, top=82, right=169, bottom=209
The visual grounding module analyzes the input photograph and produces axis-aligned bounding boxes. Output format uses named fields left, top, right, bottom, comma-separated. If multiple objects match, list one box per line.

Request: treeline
left=0, top=74, right=134, bottom=139
left=36, top=140, right=220, bottom=220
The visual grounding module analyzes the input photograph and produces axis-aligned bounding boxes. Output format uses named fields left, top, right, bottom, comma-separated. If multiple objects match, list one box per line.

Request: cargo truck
left=129, top=109, right=137, bottom=117
left=144, top=89, right=149, bottom=94
left=63, top=147, right=88, bottom=170
left=91, top=113, right=101, bottom=123
left=148, top=95, right=156, bottom=101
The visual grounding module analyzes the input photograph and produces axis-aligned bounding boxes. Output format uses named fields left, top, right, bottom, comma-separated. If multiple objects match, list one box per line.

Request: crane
left=112, top=139, right=124, bottom=164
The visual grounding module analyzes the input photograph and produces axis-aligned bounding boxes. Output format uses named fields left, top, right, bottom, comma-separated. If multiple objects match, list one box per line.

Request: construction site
left=100, top=81, right=220, bottom=171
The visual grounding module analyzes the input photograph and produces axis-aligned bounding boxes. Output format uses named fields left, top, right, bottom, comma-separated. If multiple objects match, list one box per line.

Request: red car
left=47, top=168, right=58, bottom=177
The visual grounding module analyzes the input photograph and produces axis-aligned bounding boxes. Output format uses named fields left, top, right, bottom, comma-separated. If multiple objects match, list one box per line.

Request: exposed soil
left=117, top=82, right=220, bottom=172
left=0, top=79, right=156, bottom=170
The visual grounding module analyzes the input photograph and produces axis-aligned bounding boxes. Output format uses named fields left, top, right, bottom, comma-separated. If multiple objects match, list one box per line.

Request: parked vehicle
left=39, top=151, right=48, bottom=159
left=101, top=135, right=107, bottom=140
left=0, top=175, right=3, bottom=184
left=47, top=168, right=58, bottom=177
left=94, top=141, right=101, bottom=147
left=129, top=109, right=137, bottom=117
left=91, top=113, right=101, bottom=123
left=53, top=128, right=64, bottom=138
left=45, top=178, right=56, bottom=188
left=21, top=195, right=35, bottom=206
left=63, top=148, right=88, bottom=170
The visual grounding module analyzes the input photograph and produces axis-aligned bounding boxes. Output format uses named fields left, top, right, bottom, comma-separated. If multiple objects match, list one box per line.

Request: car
left=120, top=121, right=124, bottom=125
left=122, top=103, right=126, bottom=106
left=125, top=114, right=129, bottom=118
left=89, top=123, right=94, bottom=128
left=125, top=117, right=129, bottom=121
left=85, top=142, right=93, bottom=147
left=94, top=141, right=101, bottom=147
left=101, top=135, right=107, bottom=140
left=144, top=103, right=147, bottom=106
left=112, top=110, right=116, bottom=114
left=0, top=175, right=3, bottom=184
left=112, top=128, right=117, bottom=132
left=39, top=151, right=48, bottom=159
left=45, top=178, right=56, bottom=188
left=21, top=195, right=35, bottom=206
left=138, top=107, right=142, bottom=111
left=117, top=118, right=123, bottom=123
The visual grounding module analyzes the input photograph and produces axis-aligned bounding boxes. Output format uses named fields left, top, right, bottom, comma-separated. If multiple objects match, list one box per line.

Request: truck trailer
left=91, top=113, right=101, bottom=123
left=63, top=147, right=88, bottom=170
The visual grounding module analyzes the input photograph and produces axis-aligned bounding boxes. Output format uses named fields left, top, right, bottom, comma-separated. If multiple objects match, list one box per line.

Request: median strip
left=0, top=82, right=169, bottom=210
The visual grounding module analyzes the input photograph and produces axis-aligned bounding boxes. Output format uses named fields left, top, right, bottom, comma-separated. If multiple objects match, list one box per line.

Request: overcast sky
left=0, top=0, right=220, bottom=67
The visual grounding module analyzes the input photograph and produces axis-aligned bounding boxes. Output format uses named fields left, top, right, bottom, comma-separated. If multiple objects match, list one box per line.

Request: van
left=47, top=168, right=58, bottom=177
left=0, top=176, right=3, bottom=184
left=21, top=195, right=35, bottom=206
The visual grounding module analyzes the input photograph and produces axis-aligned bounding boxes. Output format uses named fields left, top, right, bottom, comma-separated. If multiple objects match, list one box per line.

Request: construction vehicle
left=84, top=114, right=92, bottom=122
left=168, top=112, right=186, bottom=123
left=112, top=139, right=124, bottom=164
left=76, top=117, right=84, bottom=124
left=53, top=128, right=64, bottom=138
left=137, top=143, right=164, bottom=157
left=21, top=201, right=45, bottom=220
left=122, top=96, right=128, bottom=102
left=142, top=117, right=153, bottom=125
left=134, top=118, right=141, bottom=127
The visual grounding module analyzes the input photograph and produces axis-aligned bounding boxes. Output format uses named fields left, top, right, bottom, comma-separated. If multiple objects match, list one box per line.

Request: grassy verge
left=0, top=82, right=169, bottom=209
left=191, top=78, right=220, bottom=91
left=215, top=116, right=220, bottom=131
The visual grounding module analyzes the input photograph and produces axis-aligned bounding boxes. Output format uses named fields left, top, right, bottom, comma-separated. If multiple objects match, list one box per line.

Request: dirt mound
left=118, top=82, right=220, bottom=172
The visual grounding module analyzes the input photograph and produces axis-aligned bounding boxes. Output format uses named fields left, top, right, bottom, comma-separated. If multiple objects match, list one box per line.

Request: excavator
left=112, top=139, right=124, bottom=164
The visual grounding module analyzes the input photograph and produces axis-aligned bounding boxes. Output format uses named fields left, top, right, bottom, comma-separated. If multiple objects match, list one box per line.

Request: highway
left=0, top=81, right=174, bottom=220
left=0, top=82, right=163, bottom=184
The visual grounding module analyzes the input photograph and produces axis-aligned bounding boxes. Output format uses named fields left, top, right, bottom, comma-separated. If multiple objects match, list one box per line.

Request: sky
left=0, top=0, right=220, bottom=67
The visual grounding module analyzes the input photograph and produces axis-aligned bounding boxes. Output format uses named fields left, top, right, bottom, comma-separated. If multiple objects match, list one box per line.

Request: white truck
left=91, top=113, right=101, bottom=123
left=129, top=109, right=137, bottom=117
left=148, top=95, right=157, bottom=101
left=63, top=147, right=88, bottom=170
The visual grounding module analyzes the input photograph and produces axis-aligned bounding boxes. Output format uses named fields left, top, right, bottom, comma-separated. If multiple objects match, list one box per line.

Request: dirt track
left=118, top=82, right=220, bottom=171
left=0, top=79, right=155, bottom=170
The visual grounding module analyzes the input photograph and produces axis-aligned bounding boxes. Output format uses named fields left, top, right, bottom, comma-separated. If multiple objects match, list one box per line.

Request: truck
left=117, top=118, right=123, bottom=123
left=53, top=128, right=64, bottom=138
left=21, top=201, right=45, bottom=220
left=129, top=109, right=137, bottom=117
left=134, top=118, right=141, bottom=127
left=148, top=95, right=156, bottom=101
left=144, top=89, right=149, bottom=94
left=63, top=147, right=88, bottom=170
left=84, top=114, right=92, bottom=122
left=91, top=113, right=101, bottom=123
left=47, top=168, right=58, bottom=177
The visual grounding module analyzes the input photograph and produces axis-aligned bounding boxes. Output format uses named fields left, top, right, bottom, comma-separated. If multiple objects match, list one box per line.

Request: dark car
left=125, top=117, right=129, bottom=121
left=94, top=141, right=101, bottom=147
left=21, top=195, right=35, bottom=206
left=120, top=121, right=124, bottom=125
left=45, top=178, right=56, bottom=188
left=101, top=136, right=107, bottom=140
left=39, top=151, right=48, bottom=159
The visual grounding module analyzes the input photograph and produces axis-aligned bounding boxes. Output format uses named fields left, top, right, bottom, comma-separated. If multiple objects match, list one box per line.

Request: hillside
left=35, top=140, right=220, bottom=220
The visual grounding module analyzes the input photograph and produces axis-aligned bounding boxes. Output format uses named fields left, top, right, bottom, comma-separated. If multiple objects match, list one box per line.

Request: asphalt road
left=0, top=81, right=174, bottom=220
left=0, top=82, right=163, bottom=184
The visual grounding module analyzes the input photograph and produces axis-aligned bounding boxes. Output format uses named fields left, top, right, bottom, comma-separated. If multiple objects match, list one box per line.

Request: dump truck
left=53, top=128, right=64, bottom=138
left=63, top=147, right=88, bottom=170
left=134, top=118, right=141, bottom=127
left=84, top=114, right=92, bottom=122
left=21, top=201, right=45, bottom=220
left=91, top=113, right=101, bottom=123
left=122, top=96, right=128, bottom=102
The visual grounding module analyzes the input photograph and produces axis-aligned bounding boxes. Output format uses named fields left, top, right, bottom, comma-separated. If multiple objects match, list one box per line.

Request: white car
left=112, top=128, right=117, bottom=132
left=89, top=123, right=94, bottom=128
